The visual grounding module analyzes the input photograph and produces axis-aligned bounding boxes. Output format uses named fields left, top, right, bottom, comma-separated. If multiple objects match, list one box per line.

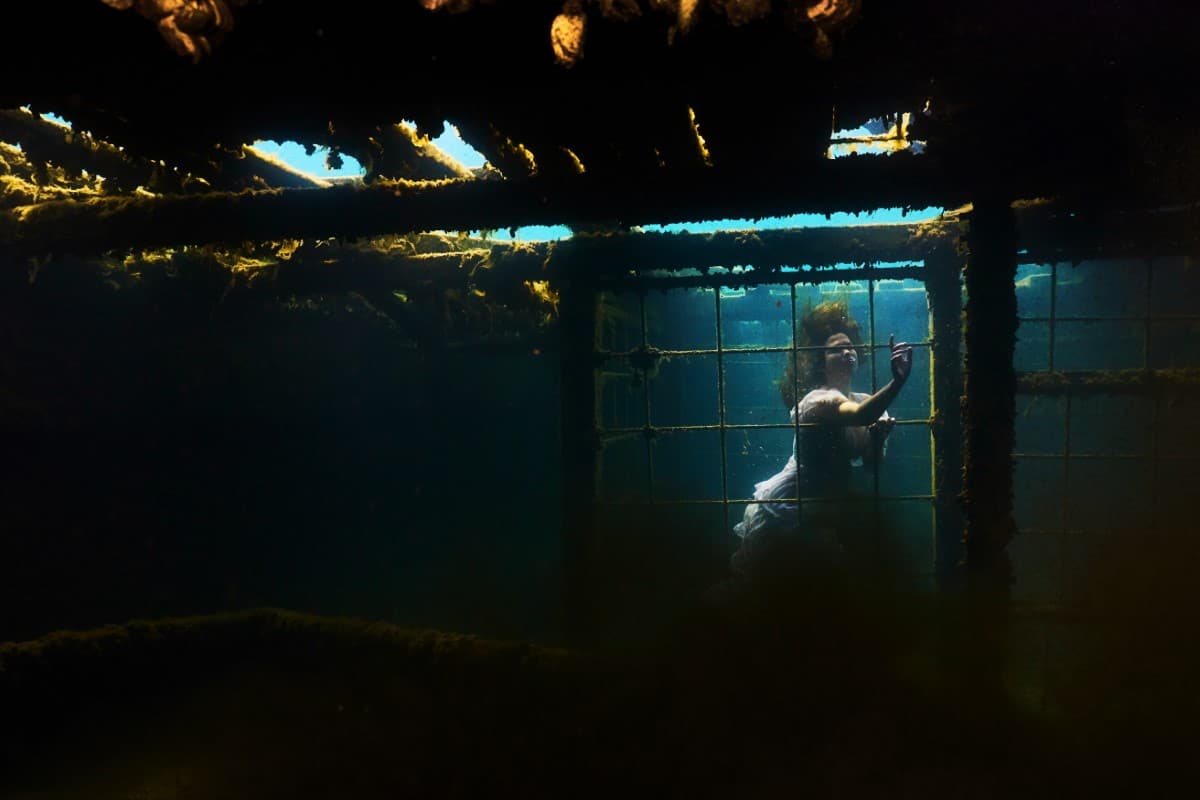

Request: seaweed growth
left=0, top=140, right=106, bottom=209
left=777, top=296, right=861, bottom=409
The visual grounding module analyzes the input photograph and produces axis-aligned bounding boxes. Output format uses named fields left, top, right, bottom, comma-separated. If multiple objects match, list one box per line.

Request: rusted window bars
left=1011, top=257, right=1200, bottom=604
left=594, top=260, right=942, bottom=578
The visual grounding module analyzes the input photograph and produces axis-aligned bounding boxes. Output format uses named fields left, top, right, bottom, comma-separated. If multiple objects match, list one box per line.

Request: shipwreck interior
left=2, top=1, right=1200, bottom=797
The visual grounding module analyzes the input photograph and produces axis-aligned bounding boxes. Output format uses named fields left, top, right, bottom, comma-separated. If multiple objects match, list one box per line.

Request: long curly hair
left=777, top=299, right=862, bottom=409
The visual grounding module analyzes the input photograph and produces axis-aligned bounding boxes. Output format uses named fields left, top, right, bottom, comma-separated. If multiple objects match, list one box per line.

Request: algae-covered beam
left=211, top=146, right=332, bottom=190
left=450, top=117, right=541, bottom=181
left=320, top=121, right=474, bottom=183
left=1016, top=368, right=1200, bottom=396
left=594, top=264, right=928, bottom=292
left=4, top=155, right=977, bottom=259
left=25, top=220, right=955, bottom=305
left=235, top=244, right=549, bottom=296
left=555, top=221, right=956, bottom=278
left=227, top=223, right=956, bottom=291
left=0, top=108, right=154, bottom=192
left=0, top=107, right=328, bottom=193
left=0, top=608, right=575, bottom=716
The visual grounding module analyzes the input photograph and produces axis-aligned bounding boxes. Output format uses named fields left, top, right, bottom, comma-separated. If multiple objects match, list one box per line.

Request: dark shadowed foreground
left=3, top=512, right=1196, bottom=799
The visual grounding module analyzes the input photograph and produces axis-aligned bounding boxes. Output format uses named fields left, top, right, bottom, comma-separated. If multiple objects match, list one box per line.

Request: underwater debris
left=800, top=0, right=860, bottom=58
left=552, top=2, right=588, bottom=67
left=421, top=0, right=865, bottom=66
left=0, top=141, right=106, bottom=210
left=493, top=133, right=539, bottom=180
left=524, top=279, right=561, bottom=314
left=626, top=342, right=663, bottom=374
left=709, top=0, right=772, bottom=26
left=688, top=107, right=712, bottom=166
left=318, top=121, right=472, bottom=183
left=561, top=147, right=587, bottom=174
left=828, top=112, right=922, bottom=159
left=595, top=0, right=644, bottom=21
left=418, top=0, right=487, bottom=11
left=100, top=0, right=249, bottom=63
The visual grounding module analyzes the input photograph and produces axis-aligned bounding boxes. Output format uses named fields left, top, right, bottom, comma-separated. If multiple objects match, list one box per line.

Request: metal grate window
left=595, top=264, right=939, bottom=578
left=1011, top=256, right=1200, bottom=608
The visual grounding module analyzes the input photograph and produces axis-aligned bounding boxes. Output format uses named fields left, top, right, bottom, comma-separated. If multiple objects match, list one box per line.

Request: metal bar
left=639, top=292, right=654, bottom=502
left=715, top=288, right=730, bottom=564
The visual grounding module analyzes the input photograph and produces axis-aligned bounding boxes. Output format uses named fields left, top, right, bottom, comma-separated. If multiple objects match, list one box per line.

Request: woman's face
left=824, top=332, right=858, bottom=376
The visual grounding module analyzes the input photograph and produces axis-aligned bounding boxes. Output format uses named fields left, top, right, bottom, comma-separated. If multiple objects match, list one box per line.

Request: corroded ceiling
left=2, top=0, right=1199, bottom=234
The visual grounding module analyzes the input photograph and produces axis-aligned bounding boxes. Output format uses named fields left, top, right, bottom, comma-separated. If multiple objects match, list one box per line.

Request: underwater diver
left=730, top=301, right=913, bottom=579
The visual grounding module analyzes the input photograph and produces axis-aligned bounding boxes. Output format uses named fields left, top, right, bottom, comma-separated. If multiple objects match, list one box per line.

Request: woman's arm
left=836, top=335, right=913, bottom=426
left=844, top=410, right=893, bottom=463
left=865, top=415, right=895, bottom=462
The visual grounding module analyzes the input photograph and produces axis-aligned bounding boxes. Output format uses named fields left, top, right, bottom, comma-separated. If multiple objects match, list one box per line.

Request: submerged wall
left=0, top=257, right=562, bottom=642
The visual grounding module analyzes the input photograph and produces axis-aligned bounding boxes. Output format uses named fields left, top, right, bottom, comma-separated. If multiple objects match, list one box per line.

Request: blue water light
left=250, top=140, right=364, bottom=177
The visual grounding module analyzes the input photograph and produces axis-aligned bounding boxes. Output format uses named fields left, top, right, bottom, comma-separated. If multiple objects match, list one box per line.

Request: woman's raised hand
left=889, top=334, right=913, bottom=384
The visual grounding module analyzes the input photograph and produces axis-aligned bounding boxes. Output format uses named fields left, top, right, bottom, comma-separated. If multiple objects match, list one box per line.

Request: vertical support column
left=559, top=278, right=599, bottom=643
left=962, top=199, right=1019, bottom=583
left=960, top=198, right=1019, bottom=695
left=926, top=246, right=965, bottom=585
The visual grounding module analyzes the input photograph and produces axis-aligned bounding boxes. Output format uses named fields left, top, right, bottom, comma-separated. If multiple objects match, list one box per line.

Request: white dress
left=731, top=387, right=887, bottom=573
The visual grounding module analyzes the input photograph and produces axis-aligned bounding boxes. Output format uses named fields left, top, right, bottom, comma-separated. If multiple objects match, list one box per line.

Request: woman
left=731, top=301, right=913, bottom=577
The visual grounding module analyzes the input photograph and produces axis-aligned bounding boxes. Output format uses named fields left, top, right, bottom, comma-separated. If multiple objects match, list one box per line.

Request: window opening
left=827, top=112, right=926, bottom=159
left=1012, top=256, right=1200, bottom=608
left=596, top=260, right=937, bottom=578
